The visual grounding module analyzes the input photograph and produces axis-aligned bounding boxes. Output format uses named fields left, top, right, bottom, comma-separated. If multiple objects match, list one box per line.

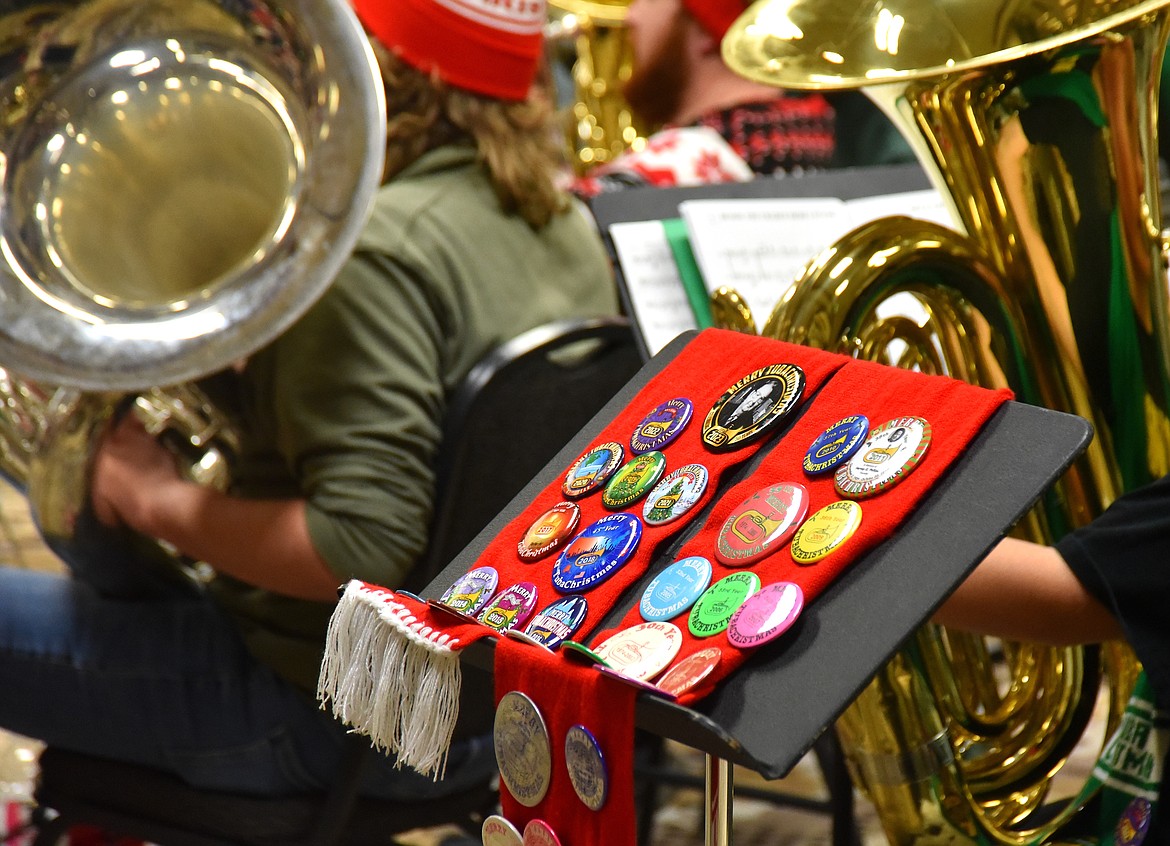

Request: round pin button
left=478, top=582, right=539, bottom=633
left=438, top=566, right=499, bottom=615
left=702, top=364, right=805, bottom=451
left=656, top=647, right=723, bottom=698
left=562, top=441, right=625, bottom=498
left=639, top=556, right=713, bottom=622
left=791, top=500, right=862, bottom=563
left=602, top=450, right=667, bottom=510
left=727, top=581, right=804, bottom=648
left=593, top=621, right=683, bottom=681
left=482, top=814, right=524, bottom=846
left=494, top=691, right=552, bottom=808
left=803, top=415, right=870, bottom=475
left=642, top=463, right=709, bottom=527
left=551, top=513, right=643, bottom=593
left=689, top=571, right=761, bottom=637
left=517, top=502, right=581, bottom=561
left=561, top=639, right=608, bottom=666
left=835, top=416, right=932, bottom=498
left=523, top=819, right=563, bottom=846
left=564, top=724, right=608, bottom=811
left=523, top=595, right=589, bottom=648
left=715, top=482, right=810, bottom=567
left=630, top=397, right=693, bottom=454
left=1116, top=796, right=1152, bottom=845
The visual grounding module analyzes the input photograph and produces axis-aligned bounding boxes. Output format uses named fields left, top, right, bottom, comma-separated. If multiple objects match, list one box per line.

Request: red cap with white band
left=351, top=0, right=546, bottom=101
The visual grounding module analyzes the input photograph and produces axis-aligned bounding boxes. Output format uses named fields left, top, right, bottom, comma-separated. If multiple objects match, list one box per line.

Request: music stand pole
left=706, top=755, right=734, bottom=846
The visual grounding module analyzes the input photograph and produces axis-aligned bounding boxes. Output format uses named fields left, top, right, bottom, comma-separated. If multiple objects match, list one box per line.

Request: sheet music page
left=679, top=190, right=955, bottom=327
left=610, top=220, right=699, bottom=356
left=678, top=197, right=847, bottom=329
left=844, top=188, right=958, bottom=231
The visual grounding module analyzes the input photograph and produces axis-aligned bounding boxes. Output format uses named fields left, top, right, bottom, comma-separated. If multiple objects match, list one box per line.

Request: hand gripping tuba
left=719, top=0, right=1170, bottom=842
left=0, top=0, right=384, bottom=570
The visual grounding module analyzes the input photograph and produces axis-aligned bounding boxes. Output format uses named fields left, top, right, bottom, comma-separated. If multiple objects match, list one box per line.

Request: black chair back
left=408, top=316, right=642, bottom=591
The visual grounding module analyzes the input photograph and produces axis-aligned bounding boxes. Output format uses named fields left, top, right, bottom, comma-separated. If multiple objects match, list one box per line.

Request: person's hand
left=90, top=412, right=183, bottom=531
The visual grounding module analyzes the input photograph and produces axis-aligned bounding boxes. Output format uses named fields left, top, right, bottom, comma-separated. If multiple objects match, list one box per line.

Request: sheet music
left=609, top=220, right=698, bottom=356
left=677, top=198, right=845, bottom=328
left=844, top=188, right=957, bottom=230
left=679, top=190, right=956, bottom=327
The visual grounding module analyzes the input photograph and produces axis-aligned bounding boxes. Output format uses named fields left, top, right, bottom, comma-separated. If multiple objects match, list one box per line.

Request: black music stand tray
left=421, top=331, right=1093, bottom=846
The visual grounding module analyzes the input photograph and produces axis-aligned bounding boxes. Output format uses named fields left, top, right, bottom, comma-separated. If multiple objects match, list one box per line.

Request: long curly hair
left=369, top=43, right=569, bottom=230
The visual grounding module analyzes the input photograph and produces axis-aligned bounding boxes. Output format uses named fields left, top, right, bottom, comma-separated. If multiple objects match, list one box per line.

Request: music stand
left=423, top=331, right=1093, bottom=845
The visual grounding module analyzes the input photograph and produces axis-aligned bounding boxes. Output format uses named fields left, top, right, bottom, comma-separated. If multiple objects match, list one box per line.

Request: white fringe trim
left=318, top=581, right=463, bottom=781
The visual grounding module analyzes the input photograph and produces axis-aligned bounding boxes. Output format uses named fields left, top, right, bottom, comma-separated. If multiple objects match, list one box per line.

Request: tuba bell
left=719, top=0, right=1170, bottom=841
left=0, top=0, right=384, bottom=569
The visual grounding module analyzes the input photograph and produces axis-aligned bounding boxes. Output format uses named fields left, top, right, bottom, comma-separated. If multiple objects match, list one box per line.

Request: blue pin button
left=565, top=724, right=608, bottom=811
left=803, top=415, right=870, bottom=475
left=639, top=556, right=713, bottom=622
left=524, top=595, right=589, bottom=648
left=552, top=513, right=642, bottom=593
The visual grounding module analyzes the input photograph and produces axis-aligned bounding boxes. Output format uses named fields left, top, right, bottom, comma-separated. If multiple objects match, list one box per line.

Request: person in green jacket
left=0, top=0, right=617, bottom=804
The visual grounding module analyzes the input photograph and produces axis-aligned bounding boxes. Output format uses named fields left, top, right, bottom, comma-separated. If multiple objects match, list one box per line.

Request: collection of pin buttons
left=441, top=366, right=934, bottom=842
left=436, top=392, right=705, bottom=647
left=490, top=690, right=606, bottom=845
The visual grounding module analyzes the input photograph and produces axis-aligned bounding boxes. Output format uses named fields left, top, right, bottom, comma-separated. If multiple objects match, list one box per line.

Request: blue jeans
left=0, top=514, right=494, bottom=800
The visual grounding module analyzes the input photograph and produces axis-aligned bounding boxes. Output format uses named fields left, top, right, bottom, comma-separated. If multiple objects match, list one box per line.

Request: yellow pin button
left=790, top=500, right=862, bottom=563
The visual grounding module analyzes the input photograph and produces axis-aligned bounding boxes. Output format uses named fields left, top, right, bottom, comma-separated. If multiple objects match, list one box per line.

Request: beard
left=622, top=11, right=692, bottom=128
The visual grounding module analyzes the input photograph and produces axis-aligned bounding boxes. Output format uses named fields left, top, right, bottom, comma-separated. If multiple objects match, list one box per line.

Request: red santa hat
left=680, top=0, right=749, bottom=40
left=351, top=0, right=547, bottom=101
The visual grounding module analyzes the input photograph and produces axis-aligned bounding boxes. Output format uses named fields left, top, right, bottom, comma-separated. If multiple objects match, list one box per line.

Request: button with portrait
left=701, top=364, right=805, bottom=451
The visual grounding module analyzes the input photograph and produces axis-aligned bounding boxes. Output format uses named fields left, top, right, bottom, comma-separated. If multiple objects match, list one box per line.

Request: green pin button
left=688, top=571, right=761, bottom=637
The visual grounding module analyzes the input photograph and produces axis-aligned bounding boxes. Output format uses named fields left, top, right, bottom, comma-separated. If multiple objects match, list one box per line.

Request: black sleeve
left=1056, top=473, right=1170, bottom=705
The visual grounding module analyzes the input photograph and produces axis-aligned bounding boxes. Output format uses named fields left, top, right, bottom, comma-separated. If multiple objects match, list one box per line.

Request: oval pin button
left=630, top=397, right=693, bottom=453
left=642, top=463, right=709, bottom=527
left=494, top=691, right=552, bottom=808
left=656, top=647, right=723, bottom=698
left=689, top=571, right=761, bottom=637
left=517, top=501, right=580, bottom=561
left=482, top=815, right=524, bottom=846
left=791, top=500, right=862, bottom=563
left=593, top=621, right=683, bottom=681
left=523, top=595, right=589, bottom=649
left=1116, top=797, right=1152, bottom=845
left=438, top=566, right=499, bottom=616
left=727, top=581, right=804, bottom=648
left=477, top=582, right=539, bottom=633
left=602, top=450, right=667, bottom=510
left=803, top=415, right=869, bottom=475
left=639, top=556, right=713, bottom=622
left=523, top=819, right=563, bottom=846
left=562, top=442, right=625, bottom=498
left=715, top=482, right=810, bottom=567
left=835, top=416, right=931, bottom=498
left=701, top=364, right=805, bottom=451
left=551, top=513, right=642, bottom=593
left=564, top=724, right=608, bottom=811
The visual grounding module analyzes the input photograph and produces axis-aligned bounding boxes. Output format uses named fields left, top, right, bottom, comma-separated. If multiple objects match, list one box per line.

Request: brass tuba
left=0, top=0, right=384, bottom=566
left=547, top=0, right=645, bottom=171
left=719, top=0, right=1170, bottom=841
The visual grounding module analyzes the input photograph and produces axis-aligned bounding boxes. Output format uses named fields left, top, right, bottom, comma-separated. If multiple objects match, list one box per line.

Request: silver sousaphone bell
left=0, top=0, right=385, bottom=573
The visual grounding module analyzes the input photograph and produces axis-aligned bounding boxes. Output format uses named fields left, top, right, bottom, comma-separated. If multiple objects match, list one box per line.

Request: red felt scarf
left=493, top=637, right=638, bottom=846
